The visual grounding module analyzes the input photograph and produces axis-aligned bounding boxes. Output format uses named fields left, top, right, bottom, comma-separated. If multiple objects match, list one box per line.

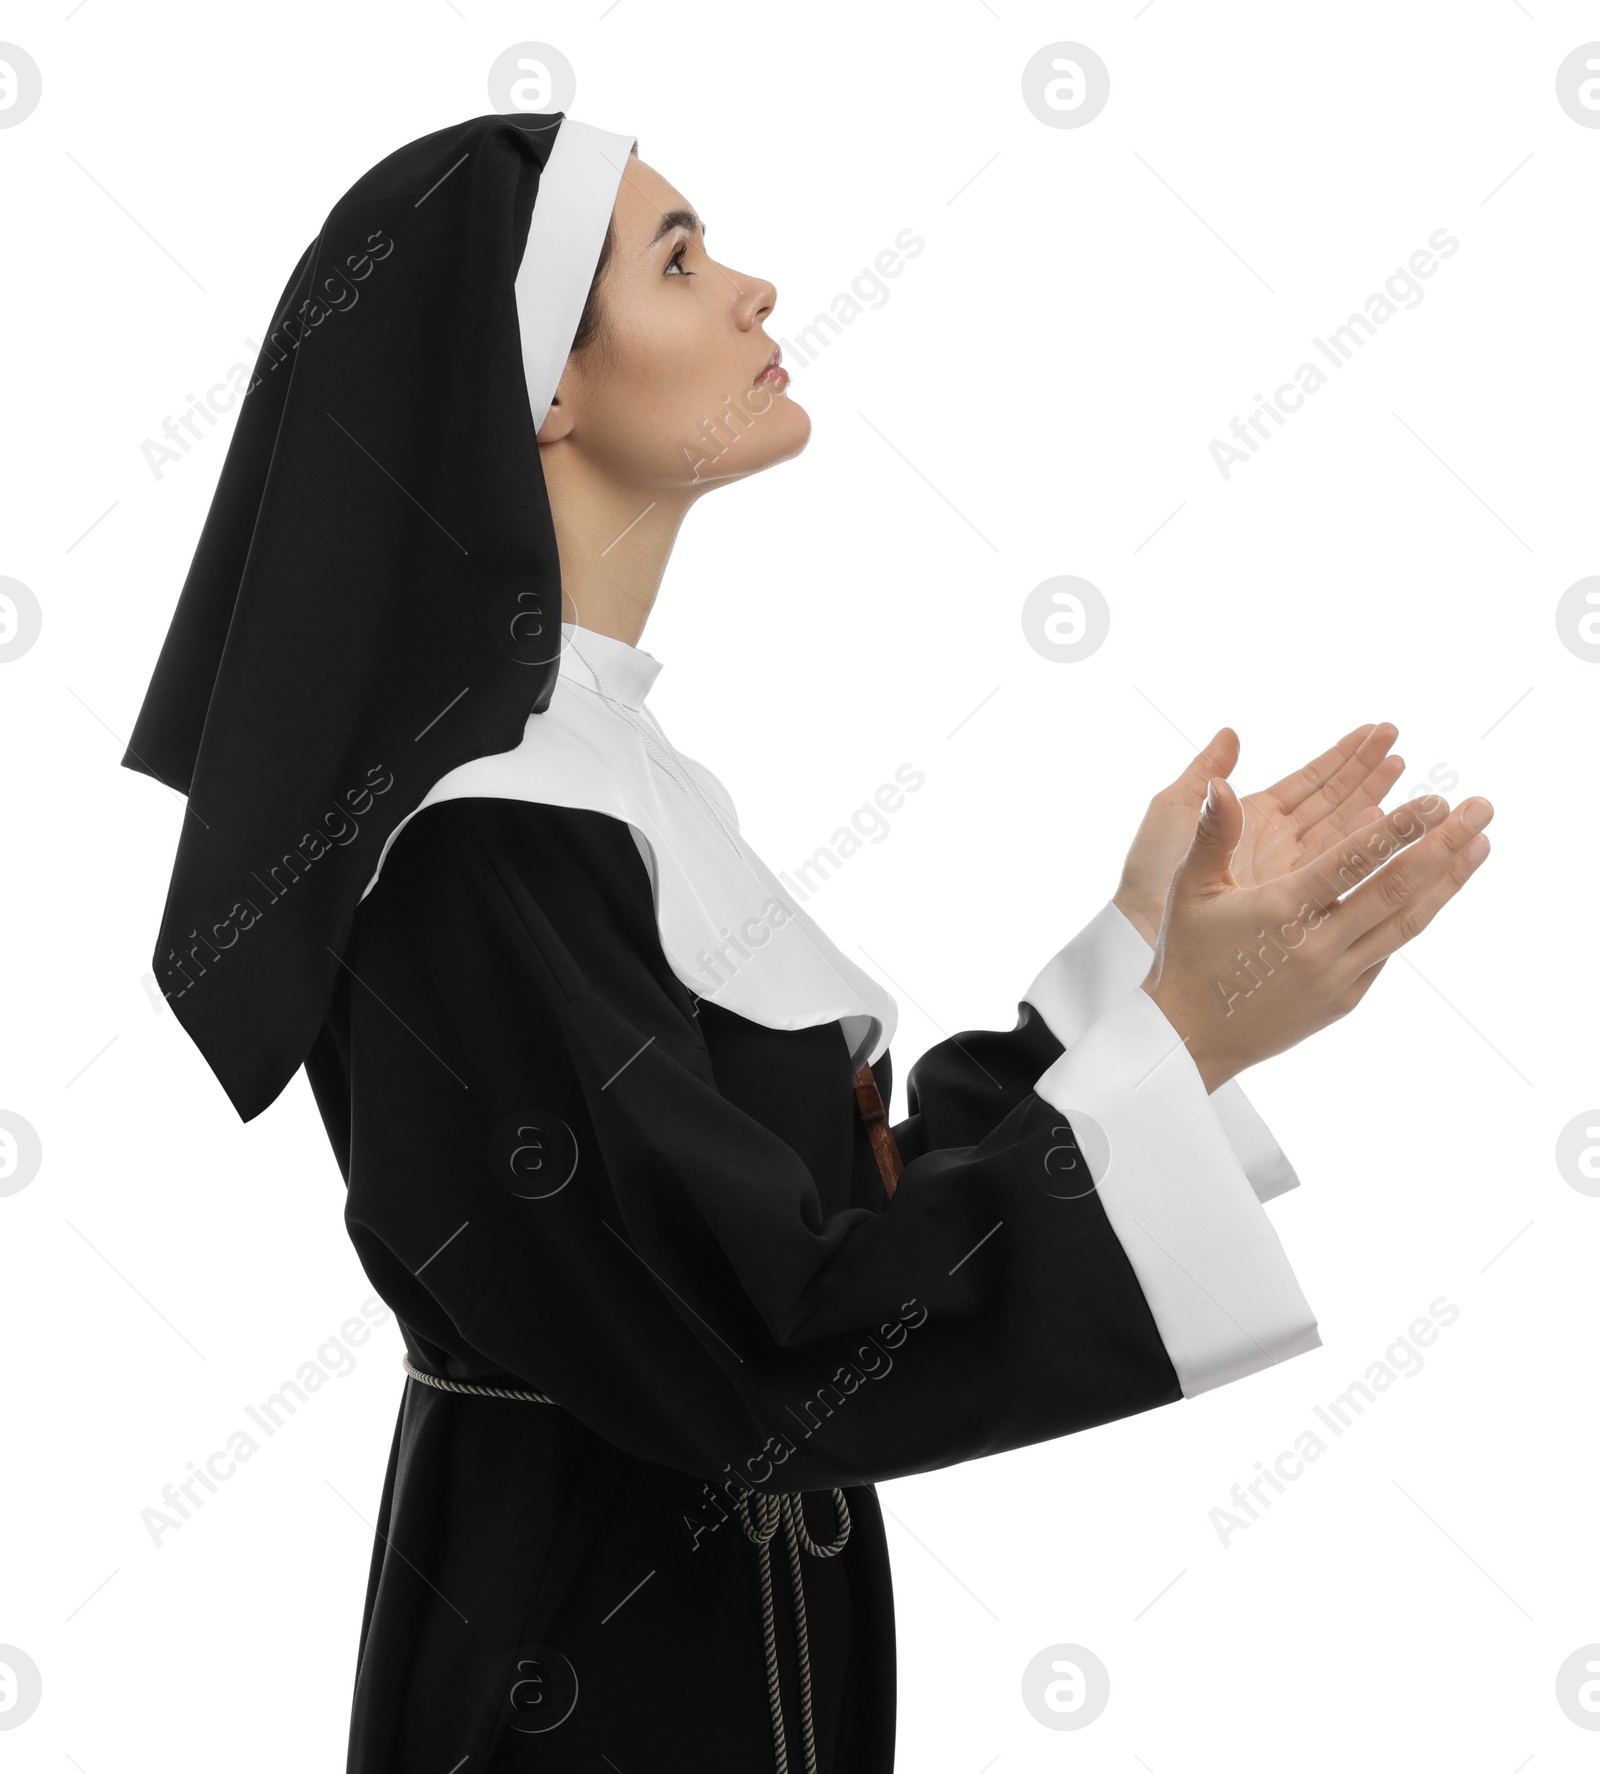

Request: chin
left=743, top=405, right=811, bottom=479
left=679, top=393, right=810, bottom=489
left=769, top=393, right=810, bottom=456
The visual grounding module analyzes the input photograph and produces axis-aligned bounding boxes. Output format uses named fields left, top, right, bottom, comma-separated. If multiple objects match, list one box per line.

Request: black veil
left=121, top=112, right=625, bottom=1120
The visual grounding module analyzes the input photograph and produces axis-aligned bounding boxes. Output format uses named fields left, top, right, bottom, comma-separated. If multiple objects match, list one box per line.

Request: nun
left=122, top=111, right=1492, bottom=1773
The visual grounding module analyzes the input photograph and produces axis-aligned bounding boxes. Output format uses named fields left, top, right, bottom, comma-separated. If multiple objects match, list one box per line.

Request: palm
left=1113, top=723, right=1406, bottom=946
left=1232, top=771, right=1376, bottom=884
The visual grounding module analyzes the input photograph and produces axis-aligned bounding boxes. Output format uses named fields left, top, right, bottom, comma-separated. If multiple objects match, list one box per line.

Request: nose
left=732, top=268, right=776, bottom=331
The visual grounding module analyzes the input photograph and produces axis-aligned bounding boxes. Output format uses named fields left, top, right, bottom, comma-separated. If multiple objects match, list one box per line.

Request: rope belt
left=401, top=1354, right=851, bottom=1774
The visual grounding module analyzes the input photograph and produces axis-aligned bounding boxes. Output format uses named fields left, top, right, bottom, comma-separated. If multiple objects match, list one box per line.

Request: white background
left=1, top=2, right=1594, bottom=1769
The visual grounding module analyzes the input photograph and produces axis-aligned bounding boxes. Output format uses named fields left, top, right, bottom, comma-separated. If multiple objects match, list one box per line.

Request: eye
left=665, top=239, right=695, bottom=277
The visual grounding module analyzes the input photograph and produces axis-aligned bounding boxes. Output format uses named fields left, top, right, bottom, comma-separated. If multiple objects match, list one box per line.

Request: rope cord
left=400, top=1356, right=851, bottom=1772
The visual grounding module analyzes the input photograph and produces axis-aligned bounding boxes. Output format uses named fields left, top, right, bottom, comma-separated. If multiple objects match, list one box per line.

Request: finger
left=1320, top=796, right=1491, bottom=949
left=1353, top=751, right=1408, bottom=808
left=1299, top=753, right=1407, bottom=852
left=1308, top=783, right=1408, bottom=856
left=1171, top=726, right=1240, bottom=797
left=1339, top=828, right=1490, bottom=976
left=1283, top=722, right=1401, bottom=834
left=1280, top=792, right=1453, bottom=924
left=1254, top=724, right=1373, bottom=819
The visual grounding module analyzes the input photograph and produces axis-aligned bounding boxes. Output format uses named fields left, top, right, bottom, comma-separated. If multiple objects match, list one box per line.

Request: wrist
left=1139, top=976, right=1235, bottom=1096
left=1112, top=891, right=1160, bottom=948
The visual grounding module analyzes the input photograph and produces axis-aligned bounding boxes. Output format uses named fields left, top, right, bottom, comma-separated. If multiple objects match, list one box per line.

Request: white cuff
left=1032, top=984, right=1321, bottom=1397
left=1022, top=900, right=1302, bottom=1203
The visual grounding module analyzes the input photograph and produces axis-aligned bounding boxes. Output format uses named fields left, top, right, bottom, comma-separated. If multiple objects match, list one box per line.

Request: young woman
left=124, top=113, right=1493, bottom=1774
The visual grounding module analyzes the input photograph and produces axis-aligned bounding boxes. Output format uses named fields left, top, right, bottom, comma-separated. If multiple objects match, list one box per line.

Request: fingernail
left=1204, top=779, right=1220, bottom=817
left=1462, top=798, right=1493, bottom=832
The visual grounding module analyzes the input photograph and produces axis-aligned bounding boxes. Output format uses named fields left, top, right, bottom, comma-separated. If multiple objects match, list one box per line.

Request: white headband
left=514, top=118, right=638, bottom=433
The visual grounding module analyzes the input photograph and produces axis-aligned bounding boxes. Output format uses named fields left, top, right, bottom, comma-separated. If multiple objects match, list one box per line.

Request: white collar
left=360, top=622, right=898, bottom=1069
left=558, top=619, right=664, bottom=710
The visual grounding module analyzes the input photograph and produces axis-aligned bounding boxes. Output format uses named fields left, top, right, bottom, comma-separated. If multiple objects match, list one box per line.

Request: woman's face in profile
left=538, top=157, right=809, bottom=491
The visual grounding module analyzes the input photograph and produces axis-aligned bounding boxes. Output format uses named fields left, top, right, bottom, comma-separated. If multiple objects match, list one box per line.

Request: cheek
left=599, top=325, right=729, bottom=456
left=636, top=319, right=725, bottom=416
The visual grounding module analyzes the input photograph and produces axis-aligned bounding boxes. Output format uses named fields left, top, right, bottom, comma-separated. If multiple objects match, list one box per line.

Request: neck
left=540, top=444, right=696, bottom=647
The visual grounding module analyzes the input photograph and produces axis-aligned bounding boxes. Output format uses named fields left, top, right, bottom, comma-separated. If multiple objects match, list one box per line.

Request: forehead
left=611, top=157, right=699, bottom=247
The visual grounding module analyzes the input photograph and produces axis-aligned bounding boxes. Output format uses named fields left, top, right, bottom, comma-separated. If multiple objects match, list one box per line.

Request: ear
left=535, top=395, right=574, bottom=444
left=535, top=362, right=580, bottom=444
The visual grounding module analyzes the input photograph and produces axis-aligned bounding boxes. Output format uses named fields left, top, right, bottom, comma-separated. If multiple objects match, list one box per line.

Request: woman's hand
left=1141, top=776, right=1494, bottom=1094
left=1112, top=723, right=1407, bottom=946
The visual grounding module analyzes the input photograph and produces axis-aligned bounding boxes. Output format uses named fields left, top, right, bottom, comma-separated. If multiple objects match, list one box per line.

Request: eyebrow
left=647, top=208, right=706, bottom=249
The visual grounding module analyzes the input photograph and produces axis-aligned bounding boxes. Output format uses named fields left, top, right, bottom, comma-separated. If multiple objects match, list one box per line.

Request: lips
left=753, top=344, right=788, bottom=388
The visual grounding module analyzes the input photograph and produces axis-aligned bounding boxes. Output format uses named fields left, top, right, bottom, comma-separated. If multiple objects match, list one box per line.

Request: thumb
left=1182, top=776, right=1242, bottom=884
left=1180, top=726, right=1239, bottom=802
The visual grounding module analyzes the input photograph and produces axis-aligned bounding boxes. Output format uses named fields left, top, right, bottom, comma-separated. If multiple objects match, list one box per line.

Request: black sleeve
left=335, top=797, right=1185, bottom=1496
left=889, top=1003, right=1068, bottom=1163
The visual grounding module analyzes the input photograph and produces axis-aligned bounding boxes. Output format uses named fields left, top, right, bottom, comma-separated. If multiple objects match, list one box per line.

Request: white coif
left=515, top=117, right=639, bottom=432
